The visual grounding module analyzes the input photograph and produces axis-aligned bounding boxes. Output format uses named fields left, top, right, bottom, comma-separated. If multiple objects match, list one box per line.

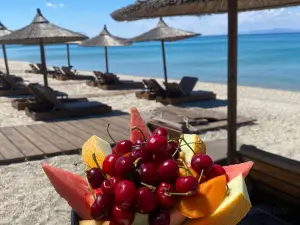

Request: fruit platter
left=42, top=107, right=254, bottom=225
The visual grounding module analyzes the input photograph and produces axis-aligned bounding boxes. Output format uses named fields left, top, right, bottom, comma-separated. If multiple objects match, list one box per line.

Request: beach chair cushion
left=62, top=101, right=104, bottom=110
left=179, top=76, right=198, bottom=96
left=149, top=79, right=166, bottom=95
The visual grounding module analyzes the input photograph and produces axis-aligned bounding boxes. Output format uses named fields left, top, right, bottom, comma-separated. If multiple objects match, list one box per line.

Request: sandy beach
left=1, top=59, right=300, bottom=224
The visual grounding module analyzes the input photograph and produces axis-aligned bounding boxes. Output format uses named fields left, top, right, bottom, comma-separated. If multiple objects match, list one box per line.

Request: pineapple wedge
left=180, top=134, right=206, bottom=164
left=79, top=220, right=109, bottom=225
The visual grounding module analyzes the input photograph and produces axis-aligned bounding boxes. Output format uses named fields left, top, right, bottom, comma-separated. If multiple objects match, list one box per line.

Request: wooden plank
left=45, top=123, right=86, bottom=148
left=68, top=119, right=113, bottom=144
left=53, top=121, right=93, bottom=141
left=1, top=127, right=43, bottom=158
left=14, top=126, right=59, bottom=154
left=92, top=116, right=129, bottom=138
left=0, top=130, right=23, bottom=160
left=29, top=124, right=77, bottom=151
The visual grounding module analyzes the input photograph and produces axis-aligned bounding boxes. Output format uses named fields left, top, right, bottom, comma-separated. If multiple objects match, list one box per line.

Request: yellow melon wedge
left=79, top=220, right=109, bottom=225
left=180, top=134, right=206, bottom=164
left=82, top=135, right=112, bottom=169
left=185, top=174, right=251, bottom=225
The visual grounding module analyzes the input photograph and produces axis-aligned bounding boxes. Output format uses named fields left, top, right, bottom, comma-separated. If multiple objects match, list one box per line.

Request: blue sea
left=2, top=33, right=300, bottom=92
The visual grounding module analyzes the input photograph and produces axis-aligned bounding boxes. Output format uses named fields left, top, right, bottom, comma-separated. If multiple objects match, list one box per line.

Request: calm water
left=2, top=33, right=300, bottom=92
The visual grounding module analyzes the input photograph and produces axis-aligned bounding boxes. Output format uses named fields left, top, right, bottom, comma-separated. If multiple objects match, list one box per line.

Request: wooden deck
left=0, top=112, right=228, bottom=165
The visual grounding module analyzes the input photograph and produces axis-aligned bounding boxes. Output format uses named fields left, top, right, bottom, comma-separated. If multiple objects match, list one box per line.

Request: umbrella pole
left=161, top=40, right=168, bottom=95
left=2, top=44, right=10, bottom=75
left=104, top=46, right=109, bottom=73
left=39, top=40, right=48, bottom=87
left=66, top=44, right=71, bottom=68
left=227, top=0, right=238, bottom=164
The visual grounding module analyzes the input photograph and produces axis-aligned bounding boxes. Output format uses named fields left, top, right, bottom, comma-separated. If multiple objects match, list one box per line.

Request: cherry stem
left=226, top=184, right=231, bottom=196
left=178, top=159, right=191, bottom=176
left=133, top=157, right=142, bottom=167
left=106, top=123, right=116, bottom=143
left=167, top=191, right=196, bottom=196
left=141, top=182, right=156, bottom=192
left=180, top=137, right=195, bottom=155
left=198, top=169, right=204, bottom=183
left=92, top=153, right=107, bottom=180
left=172, top=146, right=181, bottom=158
left=179, top=166, right=191, bottom=176
left=131, top=126, right=146, bottom=141
left=85, top=173, right=96, bottom=200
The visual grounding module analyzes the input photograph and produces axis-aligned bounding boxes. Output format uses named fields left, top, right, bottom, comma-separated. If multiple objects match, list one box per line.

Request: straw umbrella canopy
left=80, top=25, right=131, bottom=73
left=0, top=22, right=11, bottom=75
left=0, top=8, right=88, bottom=87
left=130, top=17, right=199, bottom=94
left=111, top=0, right=300, bottom=164
left=111, top=0, right=300, bottom=21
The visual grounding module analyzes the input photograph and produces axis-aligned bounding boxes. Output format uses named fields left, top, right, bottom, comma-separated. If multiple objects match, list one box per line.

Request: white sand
left=0, top=59, right=300, bottom=224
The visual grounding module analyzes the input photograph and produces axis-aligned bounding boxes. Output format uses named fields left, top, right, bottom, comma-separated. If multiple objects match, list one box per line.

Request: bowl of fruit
left=42, top=107, right=254, bottom=225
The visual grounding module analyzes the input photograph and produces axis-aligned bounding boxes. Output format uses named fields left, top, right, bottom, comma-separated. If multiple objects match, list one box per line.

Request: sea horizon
left=1, top=32, right=300, bottom=92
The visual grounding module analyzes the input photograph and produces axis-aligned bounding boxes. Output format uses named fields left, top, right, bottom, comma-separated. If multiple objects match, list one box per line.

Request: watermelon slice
left=223, top=161, right=254, bottom=182
left=130, top=107, right=151, bottom=143
left=42, top=163, right=92, bottom=220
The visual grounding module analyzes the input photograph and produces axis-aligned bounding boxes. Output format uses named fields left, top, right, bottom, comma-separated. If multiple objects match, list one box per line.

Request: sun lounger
left=0, top=75, right=31, bottom=96
left=59, top=66, right=94, bottom=81
left=24, top=83, right=112, bottom=121
left=11, top=83, right=70, bottom=110
left=25, top=63, right=41, bottom=74
left=136, top=77, right=216, bottom=104
left=147, top=106, right=255, bottom=138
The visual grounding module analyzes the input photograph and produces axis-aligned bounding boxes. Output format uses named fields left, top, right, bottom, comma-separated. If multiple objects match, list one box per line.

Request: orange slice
left=177, top=175, right=227, bottom=219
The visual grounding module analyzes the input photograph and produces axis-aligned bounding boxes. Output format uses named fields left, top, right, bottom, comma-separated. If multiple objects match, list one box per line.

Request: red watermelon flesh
left=130, top=107, right=151, bottom=143
left=223, top=161, right=254, bottom=182
left=42, top=163, right=92, bottom=220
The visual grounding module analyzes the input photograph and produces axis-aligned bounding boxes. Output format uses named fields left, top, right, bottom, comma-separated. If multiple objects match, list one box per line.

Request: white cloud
left=45, top=2, right=65, bottom=8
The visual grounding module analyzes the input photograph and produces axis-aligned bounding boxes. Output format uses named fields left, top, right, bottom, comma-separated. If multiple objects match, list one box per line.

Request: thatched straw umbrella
left=65, top=41, right=82, bottom=68
left=0, top=9, right=88, bottom=87
left=0, top=22, right=11, bottom=75
left=80, top=25, right=130, bottom=74
left=130, top=17, right=199, bottom=94
left=111, top=0, right=300, bottom=164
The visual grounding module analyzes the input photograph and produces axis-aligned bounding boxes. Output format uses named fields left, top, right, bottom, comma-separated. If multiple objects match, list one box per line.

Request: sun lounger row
left=26, top=63, right=95, bottom=81
left=87, top=71, right=144, bottom=90
left=136, top=76, right=216, bottom=104
left=11, top=83, right=112, bottom=121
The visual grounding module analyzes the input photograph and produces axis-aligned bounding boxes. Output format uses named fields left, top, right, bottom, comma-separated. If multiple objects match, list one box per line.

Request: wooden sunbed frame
left=57, top=66, right=95, bottom=81
left=0, top=75, right=31, bottom=96
left=24, top=84, right=112, bottom=121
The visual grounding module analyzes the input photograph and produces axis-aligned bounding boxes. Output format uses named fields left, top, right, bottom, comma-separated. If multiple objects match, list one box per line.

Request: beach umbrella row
left=80, top=25, right=130, bottom=73
left=0, top=22, right=11, bottom=75
left=130, top=17, right=199, bottom=94
left=0, top=9, right=88, bottom=87
left=110, top=0, right=300, bottom=163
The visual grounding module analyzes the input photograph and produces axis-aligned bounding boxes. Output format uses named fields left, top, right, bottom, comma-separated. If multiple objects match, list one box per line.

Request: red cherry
left=115, top=180, right=137, bottom=209
left=112, top=205, right=135, bottom=225
left=191, top=154, right=213, bottom=174
left=86, top=188, right=103, bottom=206
left=134, top=139, right=144, bottom=146
left=147, top=135, right=168, bottom=155
left=90, top=193, right=111, bottom=220
left=102, top=154, right=120, bottom=176
left=169, top=140, right=181, bottom=159
left=115, top=140, right=133, bottom=155
left=130, top=145, right=153, bottom=166
left=175, top=176, right=198, bottom=194
left=153, top=153, right=172, bottom=166
left=135, top=187, right=158, bottom=214
left=153, top=127, right=168, bottom=137
left=157, top=159, right=179, bottom=182
left=101, top=176, right=122, bottom=195
left=148, top=209, right=170, bottom=225
left=112, top=146, right=118, bottom=155
left=156, top=182, right=177, bottom=208
left=138, top=163, right=159, bottom=186
left=207, top=164, right=226, bottom=179
left=115, top=156, right=134, bottom=178
left=86, top=168, right=106, bottom=189
left=197, top=174, right=208, bottom=184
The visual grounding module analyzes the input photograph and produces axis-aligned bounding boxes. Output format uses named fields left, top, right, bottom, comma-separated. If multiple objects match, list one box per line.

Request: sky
left=1, top=0, right=300, bottom=38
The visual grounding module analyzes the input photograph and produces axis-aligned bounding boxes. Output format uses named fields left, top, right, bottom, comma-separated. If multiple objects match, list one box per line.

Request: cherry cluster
left=86, top=127, right=226, bottom=225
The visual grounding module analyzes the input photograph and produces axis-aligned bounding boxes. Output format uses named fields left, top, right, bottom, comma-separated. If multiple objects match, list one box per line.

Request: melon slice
left=130, top=107, right=151, bottom=143
left=42, top=163, right=92, bottom=220
left=185, top=174, right=252, bottom=225
left=223, top=161, right=254, bottom=182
